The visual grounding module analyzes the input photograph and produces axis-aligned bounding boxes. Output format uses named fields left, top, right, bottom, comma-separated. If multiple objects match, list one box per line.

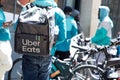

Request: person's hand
left=3, top=21, right=12, bottom=28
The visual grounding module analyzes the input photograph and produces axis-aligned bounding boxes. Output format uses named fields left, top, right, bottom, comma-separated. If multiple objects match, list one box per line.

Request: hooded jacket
left=0, top=8, right=11, bottom=41
left=91, top=6, right=113, bottom=45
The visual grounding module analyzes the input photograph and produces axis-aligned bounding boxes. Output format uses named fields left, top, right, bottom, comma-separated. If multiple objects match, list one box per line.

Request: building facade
left=58, top=0, right=119, bottom=38
left=3, top=0, right=119, bottom=38
left=60, top=0, right=101, bottom=37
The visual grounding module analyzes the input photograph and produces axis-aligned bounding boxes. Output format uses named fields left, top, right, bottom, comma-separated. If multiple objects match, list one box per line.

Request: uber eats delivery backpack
left=14, top=3, right=57, bottom=56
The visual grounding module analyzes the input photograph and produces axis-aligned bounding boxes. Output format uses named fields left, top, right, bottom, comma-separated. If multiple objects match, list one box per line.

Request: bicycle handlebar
left=71, top=37, right=120, bottom=61
left=96, top=38, right=120, bottom=51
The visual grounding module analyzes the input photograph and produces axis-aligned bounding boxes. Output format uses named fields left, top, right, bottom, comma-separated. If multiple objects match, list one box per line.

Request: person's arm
left=91, top=26, right=111, bottom=45
left=2, top=21, right=12, bottom=28
left=71, top=20, right=78, bottom=37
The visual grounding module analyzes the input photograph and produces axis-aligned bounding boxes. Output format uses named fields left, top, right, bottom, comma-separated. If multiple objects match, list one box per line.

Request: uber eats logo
left=21, top=39, right=40, bottom=53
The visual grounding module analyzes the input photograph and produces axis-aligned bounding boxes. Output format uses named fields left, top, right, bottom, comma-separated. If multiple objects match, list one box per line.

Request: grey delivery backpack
left=14, top=3, right=56, bottom=56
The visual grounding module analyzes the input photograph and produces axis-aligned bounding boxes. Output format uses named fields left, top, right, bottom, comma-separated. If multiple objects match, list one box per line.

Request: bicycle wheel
left=70, top=65, right=105, bottom=80
left=7, top=58, right=23, bottom=80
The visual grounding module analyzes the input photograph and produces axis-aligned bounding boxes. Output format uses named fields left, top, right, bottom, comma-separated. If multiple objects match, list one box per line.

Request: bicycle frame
left=70, top=38, right=120, bottom=80
left=50, top=45, right=95, bottom=80
left=50, top=56, right=77, bottom=79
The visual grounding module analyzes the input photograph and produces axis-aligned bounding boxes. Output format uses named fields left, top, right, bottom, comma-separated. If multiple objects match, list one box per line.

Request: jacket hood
left=99, top=6, right=110, bottom=21
left=99, top=6, right=113, bottom=28
left=33, top=0, right=57, bottom=7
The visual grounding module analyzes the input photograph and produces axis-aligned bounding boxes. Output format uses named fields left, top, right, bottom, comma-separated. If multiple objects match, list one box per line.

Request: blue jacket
left=0, top=8, right=11, bottom=41
left=56, top=15, right=78, bottom=51
left=91, top=6, right=113, bottom=46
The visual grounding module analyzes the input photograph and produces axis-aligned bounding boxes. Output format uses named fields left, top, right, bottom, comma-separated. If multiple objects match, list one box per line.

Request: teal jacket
left=91, top=6, right=113, bottom=46
left=0, top=8, right=11, bottom=41
left=56, top=15, right=78, bottom=51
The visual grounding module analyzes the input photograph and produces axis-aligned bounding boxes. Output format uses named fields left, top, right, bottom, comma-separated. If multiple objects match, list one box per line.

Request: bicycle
left=9, top=33, right=120, bottom=80
left=71, top=37, right=120, bottom=80
left=7, top=49, right=94, bottom=80
left=7, top=54, right=87, bottom=80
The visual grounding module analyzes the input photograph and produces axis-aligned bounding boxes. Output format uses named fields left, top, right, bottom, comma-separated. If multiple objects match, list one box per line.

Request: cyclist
left=91, top=6, right=113, bottom=45
left=91, top=6, right=114, bottom=65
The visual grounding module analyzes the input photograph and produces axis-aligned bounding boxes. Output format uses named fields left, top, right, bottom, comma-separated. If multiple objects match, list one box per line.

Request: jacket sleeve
left=91, top=27, right=110, bottom=45
left=50, top=8, right=67, bottom=55
left=71, top=20, right=78, bottom=38
left=55, top=8, right=66, bottom=43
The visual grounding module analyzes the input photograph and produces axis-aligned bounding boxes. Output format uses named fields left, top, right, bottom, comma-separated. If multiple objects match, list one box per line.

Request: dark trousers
left=22, top=55, right=52, bottom=80
left=54, top=51, right=70, bottom=60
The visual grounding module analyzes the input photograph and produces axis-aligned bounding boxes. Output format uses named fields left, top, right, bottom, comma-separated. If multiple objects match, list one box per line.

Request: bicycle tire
left=7, top=58, right=23, bottom=80
left=70, top=65, right=105, bottom=80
